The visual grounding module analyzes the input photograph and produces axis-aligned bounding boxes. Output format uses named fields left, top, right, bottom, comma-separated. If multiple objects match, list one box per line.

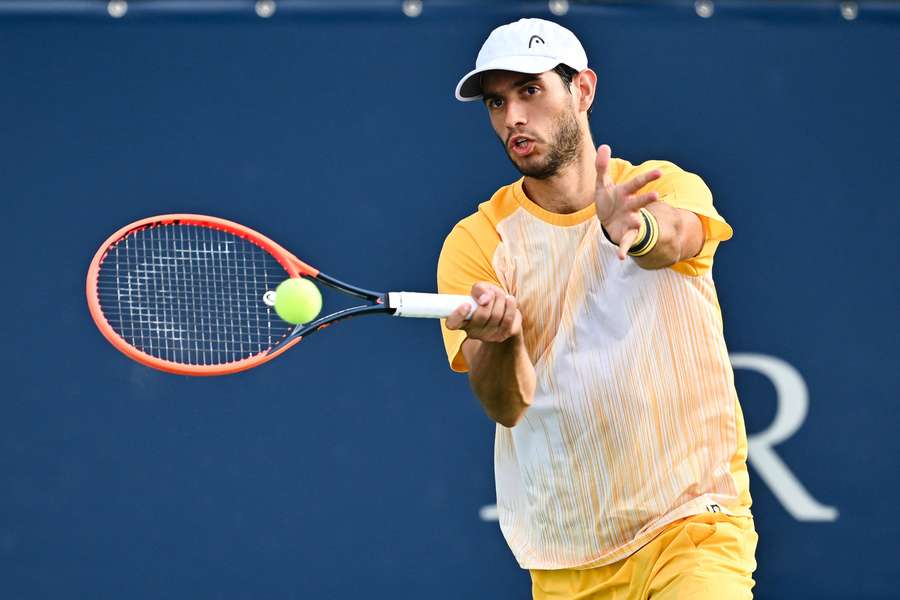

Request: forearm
left=464, top=335, right=535, bottom=428
left=632, top=202, right=703, bottom=270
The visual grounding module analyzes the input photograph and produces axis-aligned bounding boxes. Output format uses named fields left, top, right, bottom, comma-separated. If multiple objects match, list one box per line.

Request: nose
left=504, top=99, right=527, bottom=131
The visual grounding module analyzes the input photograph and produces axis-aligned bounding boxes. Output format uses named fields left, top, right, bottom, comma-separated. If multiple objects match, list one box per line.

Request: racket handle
left=387, top=292, right=477, bottom=320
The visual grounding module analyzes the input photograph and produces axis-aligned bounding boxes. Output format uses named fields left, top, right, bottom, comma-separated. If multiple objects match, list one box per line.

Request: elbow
left=472, top=385, right=530, bottom=427
left=483, top=388, right=533, bottom=428
left=497, top=416, right=520, bottom=428
left=491, top=405, right=527, bottom=428
left=468, top=353, right=535, bottom=429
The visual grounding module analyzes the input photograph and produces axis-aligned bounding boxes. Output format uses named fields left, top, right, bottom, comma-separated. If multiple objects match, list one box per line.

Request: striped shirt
left=437, top=157, right=753, bottom=569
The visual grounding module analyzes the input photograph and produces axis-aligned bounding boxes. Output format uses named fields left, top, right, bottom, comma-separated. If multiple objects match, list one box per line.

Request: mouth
left=508, top=135, right=535, bottom=157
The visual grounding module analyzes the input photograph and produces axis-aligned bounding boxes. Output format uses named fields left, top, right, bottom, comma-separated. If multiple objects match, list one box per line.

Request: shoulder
left=615, top=157, right=716, bottom=214
left=614, top=157, right=708, bottom=187
left=441, top=180, right=521, bottom=253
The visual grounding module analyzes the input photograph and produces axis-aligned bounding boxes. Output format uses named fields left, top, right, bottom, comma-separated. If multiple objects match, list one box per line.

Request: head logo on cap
left=455, top=18, right=588, bottom=102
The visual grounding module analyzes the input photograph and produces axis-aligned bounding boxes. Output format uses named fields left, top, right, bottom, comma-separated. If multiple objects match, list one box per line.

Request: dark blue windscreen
left=1, top=3, right=898, bottom=599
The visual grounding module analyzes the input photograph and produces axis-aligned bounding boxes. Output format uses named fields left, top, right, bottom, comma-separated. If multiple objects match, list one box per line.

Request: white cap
left=455, top=18, right=588, bottom=102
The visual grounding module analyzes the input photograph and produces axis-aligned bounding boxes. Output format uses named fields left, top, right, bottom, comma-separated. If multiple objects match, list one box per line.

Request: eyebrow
left=482, top=75, right=542, bottom=103
left=513, top=75, right=541, bottom=88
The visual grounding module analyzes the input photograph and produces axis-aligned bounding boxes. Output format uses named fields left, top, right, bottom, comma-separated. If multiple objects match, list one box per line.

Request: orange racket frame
left=86, top=214, right=326, bottom=376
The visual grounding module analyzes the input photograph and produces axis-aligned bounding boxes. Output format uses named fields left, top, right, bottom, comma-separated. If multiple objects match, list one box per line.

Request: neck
left=521, top=135, right=599, bottom=215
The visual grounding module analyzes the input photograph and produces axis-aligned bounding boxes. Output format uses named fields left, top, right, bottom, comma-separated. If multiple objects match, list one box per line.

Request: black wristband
left=628, top=209, right=659, bottom=257
left=600, top=210, right=653, bottom=254
left=601, top=224, right=615, bottom=245
left=627, top=210, right=653, bottom=254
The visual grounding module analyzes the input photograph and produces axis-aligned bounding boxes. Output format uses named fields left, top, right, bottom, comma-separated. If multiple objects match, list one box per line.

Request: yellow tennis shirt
left=437, top=158, right=753, bottom=570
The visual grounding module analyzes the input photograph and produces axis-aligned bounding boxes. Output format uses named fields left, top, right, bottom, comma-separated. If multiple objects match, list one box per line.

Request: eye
left=487, top=97, right=503, bottom=109
left=525, top=86, right=540, bottom=95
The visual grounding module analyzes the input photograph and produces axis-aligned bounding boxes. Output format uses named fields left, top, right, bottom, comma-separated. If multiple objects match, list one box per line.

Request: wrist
left=628, top=208, right=659, bottom=257
left=600, top=208, right=659, bottom=257
left=486, top=329, right=524, bottom=349
left=470, top=328, right=523, bottom=354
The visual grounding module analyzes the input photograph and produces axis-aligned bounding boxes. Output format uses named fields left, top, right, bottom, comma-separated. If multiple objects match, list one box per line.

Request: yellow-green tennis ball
left=274, top=278, right=322, bottom=324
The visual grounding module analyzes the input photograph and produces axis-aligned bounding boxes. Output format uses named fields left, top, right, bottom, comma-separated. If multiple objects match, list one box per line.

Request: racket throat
left=314, top=272, right=384, bottom=302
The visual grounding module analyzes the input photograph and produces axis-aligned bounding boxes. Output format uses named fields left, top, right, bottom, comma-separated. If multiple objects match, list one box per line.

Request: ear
left=574, top=68, right=597, bottom=114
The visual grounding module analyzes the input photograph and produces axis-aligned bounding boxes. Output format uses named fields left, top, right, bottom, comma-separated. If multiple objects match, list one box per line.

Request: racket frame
left=86, top=214, right=393, bottom=376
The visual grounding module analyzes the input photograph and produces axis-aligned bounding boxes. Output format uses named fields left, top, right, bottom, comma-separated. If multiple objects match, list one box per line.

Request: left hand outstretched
left=594, top=144, right=662, bottom=260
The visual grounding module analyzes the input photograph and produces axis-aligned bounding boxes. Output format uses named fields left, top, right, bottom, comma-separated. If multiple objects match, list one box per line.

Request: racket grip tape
left=387, top=292, right=477, bottom=320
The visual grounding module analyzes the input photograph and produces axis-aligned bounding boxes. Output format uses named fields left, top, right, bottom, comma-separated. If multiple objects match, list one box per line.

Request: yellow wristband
left=628, top=208, right=659, bottom=257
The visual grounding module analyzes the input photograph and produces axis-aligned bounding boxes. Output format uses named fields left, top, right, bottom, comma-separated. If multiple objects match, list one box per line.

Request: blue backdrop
left=2, top=2, right=898, bottom=599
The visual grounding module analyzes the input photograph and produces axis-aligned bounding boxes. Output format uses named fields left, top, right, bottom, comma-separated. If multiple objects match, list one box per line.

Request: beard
left=503, top=107, right=582, bottom=180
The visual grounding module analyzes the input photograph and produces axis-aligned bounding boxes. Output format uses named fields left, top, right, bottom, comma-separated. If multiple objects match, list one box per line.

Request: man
left=437, top=18, right=757, bottom=599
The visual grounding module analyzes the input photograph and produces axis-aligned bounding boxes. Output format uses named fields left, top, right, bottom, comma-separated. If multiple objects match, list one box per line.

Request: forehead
left=480, top=70, right=554, bottom=96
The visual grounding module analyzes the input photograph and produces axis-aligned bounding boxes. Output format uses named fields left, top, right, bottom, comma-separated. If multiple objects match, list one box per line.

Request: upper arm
left=437, top=222, right=502, bottom=372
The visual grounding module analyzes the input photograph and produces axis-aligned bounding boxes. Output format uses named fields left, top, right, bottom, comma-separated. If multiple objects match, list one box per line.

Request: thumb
left=595, top=144, right=611, bottom=175
left=470, top=282, right=495, bottom=305
left=618, top=228, right=638, bottom=260
left=595, top=144, right=614, bottom=188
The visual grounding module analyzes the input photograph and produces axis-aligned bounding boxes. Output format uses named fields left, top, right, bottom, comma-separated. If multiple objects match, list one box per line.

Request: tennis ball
left=274, top=278, right=322, bottom=325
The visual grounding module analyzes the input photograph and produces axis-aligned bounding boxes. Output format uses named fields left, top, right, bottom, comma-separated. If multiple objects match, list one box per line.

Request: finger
left=618, top=228, right=639, bottom=260
left=596, top=184, right=620, bottom=223
left=620, top=169, right=661, bottom=195
left=468, top=290, right=495, bottom=328
left=627, top=191, right=659, bottom=211
left=471, top=282, right=494, bottom=301
left=486, top=292, right=507, bottom=330
left=444, top=303, right=471, bottom=330
left=457, top=300, right=477, bottom=321
left=500, top=295, right=518, bottom=334
left=473, top=286, right=494, bottom=309
left=594, top=144, right=612, bottom=180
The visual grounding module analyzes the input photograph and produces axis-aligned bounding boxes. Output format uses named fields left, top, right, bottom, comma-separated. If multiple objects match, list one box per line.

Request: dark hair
left=552, top=63, right=592, bottom=117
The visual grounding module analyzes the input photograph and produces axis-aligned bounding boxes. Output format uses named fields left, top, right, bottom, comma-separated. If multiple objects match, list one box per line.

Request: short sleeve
left=437, top=222, right=503, bottom=372
left=622, top=160, right=733, bottom=276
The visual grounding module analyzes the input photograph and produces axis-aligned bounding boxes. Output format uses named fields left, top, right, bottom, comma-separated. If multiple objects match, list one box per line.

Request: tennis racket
left=86, top=214, right=476, bottom=376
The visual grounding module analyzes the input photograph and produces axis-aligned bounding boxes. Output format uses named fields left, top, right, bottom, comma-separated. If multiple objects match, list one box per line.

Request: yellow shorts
left=530, top=512, right=758, bottom=600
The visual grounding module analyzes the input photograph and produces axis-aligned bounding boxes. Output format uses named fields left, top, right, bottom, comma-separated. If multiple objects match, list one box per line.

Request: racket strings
left=96, top=223, right=293, bottom=365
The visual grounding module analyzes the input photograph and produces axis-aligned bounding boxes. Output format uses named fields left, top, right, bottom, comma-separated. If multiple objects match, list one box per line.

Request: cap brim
left=454, top=55, right=562, bottom=102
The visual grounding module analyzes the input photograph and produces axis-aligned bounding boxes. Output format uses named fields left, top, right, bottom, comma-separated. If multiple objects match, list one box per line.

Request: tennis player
left=438, top=18, right=757, bottom=599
